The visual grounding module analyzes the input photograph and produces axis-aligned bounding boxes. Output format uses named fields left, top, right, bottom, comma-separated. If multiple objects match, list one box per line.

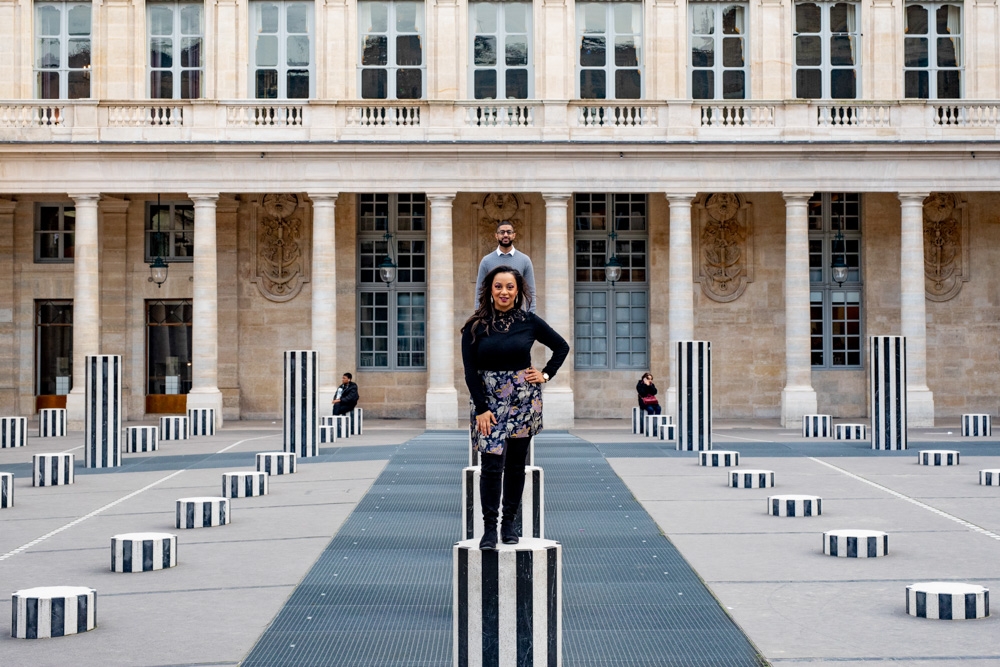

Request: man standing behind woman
left=476, top=221, right=536, bottom=312
left=462, top=266, right=569, bottom=550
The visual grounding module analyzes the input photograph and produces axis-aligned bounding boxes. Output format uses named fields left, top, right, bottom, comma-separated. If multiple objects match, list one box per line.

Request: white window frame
left=468, top=2, right=533, bottom=100
left=793, top=1, right=861, bottom=99
left=147, top=1, right=204, bottom=99
left=576, top=2, right=643, bottom=100
left=904, top=1, right=962, bottom=99
left=35, top=203, right=76, bottom=263
left=358, top=1, right=427, bottom=100
left=34, top=1, right=92, bottom=100
left=249, top=0, right=315, bottom=100
left=689, top=1, right=749, bottom=100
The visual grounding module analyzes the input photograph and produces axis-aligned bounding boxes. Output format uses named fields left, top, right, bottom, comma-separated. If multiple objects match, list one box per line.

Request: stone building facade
left=1, top=0, right=999, bottom=428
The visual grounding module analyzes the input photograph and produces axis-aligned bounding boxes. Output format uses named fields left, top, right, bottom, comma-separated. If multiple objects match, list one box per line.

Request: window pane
left=150, top=6, right=173, bottom=35
left=615, top=37, right=639, bottom=67
left=151, top=71, right=173, bottom=98
left=396, top=69, right=422, bottom=98
left=397, top=35, right=422, bottom=66
left=151, top=38, right=173, bottom=68
left=796, top=36, right=821, bottom=66
left=506, top=35, right=528, bottom=66
left=67, top=70, right=90, bottom=98
left=796, top=69, right=821, bottom=98
left=363, top=35, right=388, bottom=66
left=67, top=5, right=90, bottom=35
left=722, top=70, right=745, bottom=99
left=796, top=3, right=821, bottom=32
left=906, top=4, right=928, bottom=34
left=691, top=4, right=714, bottom=34
left=580, top=70, right=605, bottom=99
left=722, top=37, right=744, bottom=67
left=67, top=38, right=90, bottom=68
left=259, top=3, right=279, bottom=32
left=181, top=37, right=202, bottom=68
left=615, top=70, right=641, bottom=99
left=692, top=37, right=714, bottom=67
left=38, top=6, right=61, bottom=36
left=936, top=4, right=959, bottom=34
left=181, top=70, right=201, bottom=98
left=830, top=68, right=856, bottom=98
left=829, top=3, right=854, bottom=32
left=722, top=5, right=744, bottom=34
left=937, top=36, right=959, bottom=67
left=287, top=70, right=309, bottom=97
left=287, top=35, right=310, bottom=66
left=937, top=70, right=960, bottom=98
left=830, top=35, right=856, bottom=66
left=583, top=3, right=606, bottom=32
left=506, top=4, right=527, bottom=33
left=580, top=36, right=605, bottom=66
left=361, top=68, right=387, bottom=98
left=287, top=3, right=308, bottom=32
left=256, top=69, right=278, bottom=98
left=256, top=35, right=278, bottom=67
left=474, top=69, right=497, bottom=99
left=692, top=70, right=713, bottom=99
left=905, top=37, right=928, bottom=67
left=474, top=35, right=497, bottom=65
left=181, top=5, right=203, bottom=34
left=396, top=2, right=421, bottom=32
left=38, top=38, right=60, bottom=69
left=506, top=69, right=528, bottom=99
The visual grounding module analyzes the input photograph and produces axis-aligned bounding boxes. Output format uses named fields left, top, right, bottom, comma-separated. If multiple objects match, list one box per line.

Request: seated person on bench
left=332, top=372, right=359, bottom=416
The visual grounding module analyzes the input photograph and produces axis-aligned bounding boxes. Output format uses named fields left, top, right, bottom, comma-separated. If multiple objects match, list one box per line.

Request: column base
left=65, top=389, right=85, bottom=430
left=186, top=390, right=224, bottom=429
left=543, top=386, right=575, bottom=429
left=425, top=388, right=459, bottom=429
left=907, top=387, right=935, bottom=427
left=781, top=387, right=818, bottom=428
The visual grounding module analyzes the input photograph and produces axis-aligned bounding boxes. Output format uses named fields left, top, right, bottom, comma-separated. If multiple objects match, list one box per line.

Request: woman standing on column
left=461, top=266, right=569, bottom=550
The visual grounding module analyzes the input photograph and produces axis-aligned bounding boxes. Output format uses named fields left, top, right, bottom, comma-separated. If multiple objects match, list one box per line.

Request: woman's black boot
left=500, top=471, right=526, bottom=544
left=479, top=475, right=502, bottom=550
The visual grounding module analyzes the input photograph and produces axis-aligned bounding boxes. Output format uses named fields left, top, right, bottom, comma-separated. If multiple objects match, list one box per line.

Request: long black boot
left=479, top=473, right=502, bottom=550
left=500, top=438, right=529, bottom=544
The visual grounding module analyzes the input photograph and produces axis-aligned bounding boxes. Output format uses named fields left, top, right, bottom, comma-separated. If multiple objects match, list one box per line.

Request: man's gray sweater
left=475, top=248, right=537, bottom=312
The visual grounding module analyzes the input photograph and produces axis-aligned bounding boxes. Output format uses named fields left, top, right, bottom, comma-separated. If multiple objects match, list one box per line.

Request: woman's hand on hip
left=524, top=367, right=546, bottom=384
left=476, top=410, right=497, bottom=436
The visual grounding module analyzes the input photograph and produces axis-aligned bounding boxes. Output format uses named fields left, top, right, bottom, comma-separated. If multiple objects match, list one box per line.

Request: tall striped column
left=283, top=350, right=318, bottom=458
left=677, top=341, right=712, bottom=452
left=84, top=355, right=122, bottom=468
left=871, top=336, right=907, bottom=450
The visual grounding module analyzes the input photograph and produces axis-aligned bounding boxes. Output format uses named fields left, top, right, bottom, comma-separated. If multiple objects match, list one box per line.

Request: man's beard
left=498, top=237, right=513, bottom=249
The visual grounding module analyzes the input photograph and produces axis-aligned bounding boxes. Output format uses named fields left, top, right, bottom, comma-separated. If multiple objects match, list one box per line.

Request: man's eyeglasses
left=496, top=230, right=514, bottom=236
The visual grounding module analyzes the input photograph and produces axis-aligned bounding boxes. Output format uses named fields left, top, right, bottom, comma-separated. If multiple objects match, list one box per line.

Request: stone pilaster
left=666, top=194, right=697, bottom=417
left=649, top=0, right=684, bottom=99
left=757, top=0, right=790, bottom=99
left=0, top=199, right=15, bottom=413
left=186, top=194, right=223, bottom=428
left=781, top=193, right=818, bottom=426
left=870, top=0, right=900, bottom=100
left=539, top=0, right=571, bottom=99
left=542, top=194, right=574, bottom=429
left=310, top=193, right=339, bottom=408
left=899, top=193, right=935, bottom=426
left=426, top=194, right=459, bottom=428
left=65, top=194, right=102, bottom=427
left=428, top=0, right=459, bottom=99
left=216, top=195, right=240, bottom=419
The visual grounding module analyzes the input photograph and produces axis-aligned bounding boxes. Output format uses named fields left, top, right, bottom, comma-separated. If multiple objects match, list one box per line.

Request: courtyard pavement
left=0, top=418, right=997, bottom=666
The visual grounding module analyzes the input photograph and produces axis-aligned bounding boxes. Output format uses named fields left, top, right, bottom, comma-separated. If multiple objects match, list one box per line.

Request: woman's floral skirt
left=470, top=369, right=543, bottom=455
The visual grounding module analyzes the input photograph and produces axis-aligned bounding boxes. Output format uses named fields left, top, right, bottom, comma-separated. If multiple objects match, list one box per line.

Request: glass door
left=35, top=300, right=72, bottom=410
left=146, top=299, right=192, bottom=414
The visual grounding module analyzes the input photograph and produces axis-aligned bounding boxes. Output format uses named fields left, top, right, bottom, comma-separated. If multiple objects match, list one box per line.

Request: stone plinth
left=11, top=586, right=97, bottom=638
left=187, top=408, right=216, bottom=436
left=1, top=416, right=27, bottom=448
left=645, top=414, right=671, bottom=439
left=802, top=414, right=832, bottom=437
left=768, top=494, right=822, bottom=517
left=84, top=355, right=122, bottom=469
left=700, top=451, right=740, bottom=467
left=824, top=529, right=888, bottom=557
left=125, top=426, right=159, bottom=453
left=160, top=416, right=188, bottom=441
left=350, top=407, right=364, bottom=435
left=176, top=497, right=230, bottom=529
left=462, top=465, right=543, bottom=541
left=677, top=340, right=712, bottom=451
left=321, top=414, right=352, bottom=439
left=918, top=450, right=960, bottom=466
left=317, top=425, right=337, bottom=444
left=871, top=336, right=907, bottom=451
left=222, top=471, right=268, bottom=498
left=730, top=469, right=774, bottom=488
left=257, top=452, right=296, bottom=475
left=1, top=472, right=12, bottom=508
left=836, top=424, right=867, bottom=440
left=962, top=414, right=991, bottom=437
left=631, top=407, right=644, bottom=434
left=659, top=424, right=676, bottom=442
left=111, top=532, right=178, bottom=572
left=33, top=453, right=74, bottom=486
left=39, top=408, right=67, bottom=437
left=906, top=582, right=989, bottom=620
left=283, top=350, right=318, bottom=457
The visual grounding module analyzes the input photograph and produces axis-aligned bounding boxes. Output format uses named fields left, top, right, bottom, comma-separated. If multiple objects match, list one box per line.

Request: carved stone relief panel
left=473, top=193, right=530, bottom=260
left=923, top=193, right=969, bottom=302
left=249, top=193, right=310, bottom=302
left=693, top=193, right=753, bottom=302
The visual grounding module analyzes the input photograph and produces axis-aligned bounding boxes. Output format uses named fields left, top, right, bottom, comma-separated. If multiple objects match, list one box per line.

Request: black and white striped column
left=187, top=408, right=215, bottom=436
left=322, top=415, right=352, bottom=439
left=283, top=350, right=319, bottom=458
left=160, top=416, right=188, bottom=441
left=631, top=407, right=644, bottom=434
left=700, top=450, right=740, bottom=467
left=677, top=340, right=712, bottom=452
left=906, top=582, right=989, bottom=620
left=463, top=465, right=544, bottom=541
left=871, top=335, right=907, bottom=451
left=802, top=414, right=832, bottom=437
left=111, top=532, right=178, bottom=572
left=1, top=472, right=12, bottom=508
left=768, top=494, right=822, bottom=517
left=11, top=586, right=97, bottom=638
left=222, top=471, right=269, bottom=497
left=824, top=530, right=888, bottom=558
left=351, top=407, right=364, bottom=435
left=962, top=414, right=991, bottom=437
left=39, top=408, right=67, bottom=437
left=836, top=424, right=867, bottom=440
left=730, top=469, right=774, bottom=488
left=453, top=538, right=561, bottom=666
left=918, top=450, right=959, bottom=466
left=33, top=453, right=74, bottom=486
left=645, top=414, right=672, bottom=439
left=175, top=497, right=230, bottom=529
left=84, top=355, right=122, bottom=468
left=124, top=426, right=159, bottom=453
left=980, top=469, right=1000, bottom=486
left=257, top=452, right=296, bottom=475
left=1, top=416, right=27, bottom=448
left=318, top=425, right=337, bottom=444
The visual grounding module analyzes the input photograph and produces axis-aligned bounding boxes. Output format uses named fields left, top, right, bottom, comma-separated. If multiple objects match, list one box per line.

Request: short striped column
left=33, top=453, right=74, bottom=486
left=631, top=407, right=644, bottom=434
left=350, top=407, right=364, bottom=435
left=84, top=355, right=122, bottom=468
left=175, top=497, right=230, bottom=529
left=187, top=408, right=215, bottom=436
left=222, top=471, right=269, bottom=498
left=124, top=426, right=159, bottom=453
left=871, top=335, right=907, bottom=451
left=730, top=469, right=774, bottom=488
left=824, top=530, right=888, bottom=558
left=645, top=414, right=672, bottom=439
left=1, top=416, right=27, bottom=448
left=700, top=450, right=740, bottom=467
left=111, top=533, right=178, bottom=572
left=836, top=424, right=867, bottom=440
left=677, top=340, right=712, bottom=452
left=906, top=582, right=989, bottom=620
left=283, top=350, right=319, bottom=458
left=318, top=425, right=337, bottom=444
left=160, top=416, right=188, bottom=441
left=11, top=587, right=97, bottom=638
left=453, top=538, right=561, bottom=666
left=320, top=414, right=352, bottom=439
left=768, top=494, right=822, bottom=517
left=918, top=450, right=959, bottom=466
left=660, top=424, right=677, bottom=442
left=980, top=469, right=1000, bottom=486
left=462, top=465, right=544, bottom=541
left=39, top=408, right=67, bottom=437
left=257, top=452, right=296, bottom=475
left=802, top=414, right=832, bottom=438
left=1, top=472, right=13, bottom=508
left=962, top=414, right=991, bottom=437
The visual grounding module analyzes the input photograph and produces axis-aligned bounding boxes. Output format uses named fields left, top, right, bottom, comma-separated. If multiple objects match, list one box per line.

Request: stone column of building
left=665, top=194, right=697, bottom=417
left=310, top=193, right=339, bottom=409
left=0, top=199, right=16, bottom=412
left=426, top=194, right=459, bottom=428
left=186, top=194, right=223, bottom=428
left=542, top=194, right=574, bottom=428
left=870, top=0, right=900, bottom=99
left=899, top=192, right=935, bottom=426
left=65, top=194, right=101, bottom=426
left=781, top=193, right=818, bottom=426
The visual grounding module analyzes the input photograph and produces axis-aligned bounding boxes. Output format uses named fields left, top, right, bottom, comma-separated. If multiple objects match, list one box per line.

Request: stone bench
left=125, top=426, right=159, bottom=453
left=980, top=469, right=1000, bottom=486
left=11, top=586, right=97, bottom=638
left=1, top=416, right=27, bottom=448
left=453, top=537, right=561, bottom=664
left=918, top=450, right=960, bottom=466
left=768, top=494, right=822, bottom=517
left=644, top=414, right=673, bottom=439
left=321, top=415, right=352, bottom=439
left=802, top=414, right=833, bottom=438
left=701, top=450, right=739, bottom=467
left=631, top=407, right=644, bottom=434
left=350, top=407, right=364, bottom=435
left=1, top=472, right=12, bottom=508
left=962, top=414, right=991, bottom=437
left=175, top=497, right=230, bottom=529
left=222, top=471, right=268, bottom=498
left=823, top=529, right=888, bottom=558
left=730, top=469, right=774, bottom=488
left=39, top=408, right=67, bottom=437
left=906, top=582, right=990, bottom=620
left=462, top=465, right=543, bottom=541
left=660, top=424, right=677, bottom=442
left=33, top=453, right=74, bottom=486
left=160, top=416, right=188, bottom=441
left=257, top=452, right=296, bottom=475
left=111, top=532, right=178, bottom=572
left=835, top=424, right=867, bottom=440
left=318, top=425, right=338, bottom=444
left=187, top=408, right=215, bottom=436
